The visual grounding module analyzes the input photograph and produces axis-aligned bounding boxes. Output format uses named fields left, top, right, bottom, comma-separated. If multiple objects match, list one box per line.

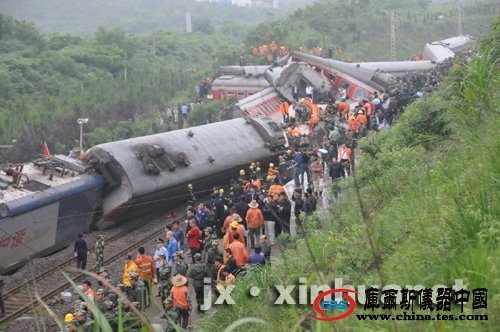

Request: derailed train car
left=86, top=117, right=286, bottom=229
left=0, top=117, right=285, bottom=272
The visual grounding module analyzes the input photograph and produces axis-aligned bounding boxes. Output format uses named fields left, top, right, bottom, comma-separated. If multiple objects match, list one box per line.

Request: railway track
left=0, top=212, right=180, bottom=325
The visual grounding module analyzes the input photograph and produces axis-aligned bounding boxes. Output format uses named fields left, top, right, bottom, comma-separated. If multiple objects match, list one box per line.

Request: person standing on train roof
left=74, top=234, right=88, bottom=270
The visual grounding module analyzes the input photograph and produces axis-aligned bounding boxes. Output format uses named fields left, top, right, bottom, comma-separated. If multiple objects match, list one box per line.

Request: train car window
left=237, top=91, right=245, bottom=99
left=227, top=91, right=235, bottom=99
left=340, top=80, right=351, bottom=91
left=352, top=88, right=368, bottom=101
left=248, top=92, right=255, bottom=96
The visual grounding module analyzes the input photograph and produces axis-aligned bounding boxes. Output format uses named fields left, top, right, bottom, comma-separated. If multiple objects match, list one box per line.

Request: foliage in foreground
left=197, top=18, right=500, bottom=331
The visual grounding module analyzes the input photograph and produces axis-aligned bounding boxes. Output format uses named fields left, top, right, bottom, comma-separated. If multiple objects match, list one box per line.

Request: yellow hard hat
left=239, top=170, right=246, bottom=176
left=287, top=149, right=293, bottom=155
left=219, top=188, right=224, bottom=194
left=64, top=313, right=75, bottom=323
left=249, top=165, right=254, bottom=170
left=256, top=167, right=261, bottom=172
left=251, top=162, right=256, bottom=167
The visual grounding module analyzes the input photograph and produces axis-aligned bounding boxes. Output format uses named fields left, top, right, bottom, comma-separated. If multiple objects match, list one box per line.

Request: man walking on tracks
left=74, top=234, right=88, bottom=270
left=94, top=235, right=105, bottom=273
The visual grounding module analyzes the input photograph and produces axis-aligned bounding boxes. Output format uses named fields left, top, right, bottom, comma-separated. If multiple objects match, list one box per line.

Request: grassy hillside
left=244, top=0, right=498, bottom=61
left=198, top=18, right=499, bottom=331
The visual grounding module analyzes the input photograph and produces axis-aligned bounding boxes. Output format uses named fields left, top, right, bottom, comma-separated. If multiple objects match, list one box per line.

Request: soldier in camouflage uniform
left=174, top=252, right=188, bottom=276
left=94, top=235, right=105, bottom=273
left=158, top=254, right=172, bottom=303
left=95, top=288, right=107, bottom=313
left=103, top=300, right=117, bottom=331
left=0, top=275, right=5, bottom=315
left=187, top=253, right=209, bottom=311
left=74, top=309, right=93, bottom=332
left=204, top=240, right=222, bottom=283
left=202, top=227, right=217, bottom=252
left=163, top=298, right=179, bottom=332
left=126, top=272, right=146, bottom=311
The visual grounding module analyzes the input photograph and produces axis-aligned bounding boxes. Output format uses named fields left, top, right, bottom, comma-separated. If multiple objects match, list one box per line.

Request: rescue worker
left=82, top=280, right=95, bottom=304
left=168, top=275, right=191, bottom=329
left=186, top=253, right=209, bottom=311
left=135, top=246, right=155, bottom=307
left=202, top=227, right=217, bottom=252
left=228, top=233, right=249, bottom=273
left=74, top=309, right=93, bottom=332
left=205, top=240, right=222, bottom=282
left=338, top=99, right=349, bottom=120
left=95, top=288, right=107, bottom=313
left=94, top=235, right=105, bottom=273
left=158, top=254, right=172, bottom=303
left=127, top=272, right=146, bottom=311
left=267, top=163, right=279, bottom=183
left=123, top=255, right=138, bottom=293
left=279, top=100, right=289, bottom=123
left=337, top=144, right=352, bottom=177
left=163, top=298, right=179, bottom=332
left=174, top=252, right=189, bottom=277
left=246, top=200, right=264, bottom=249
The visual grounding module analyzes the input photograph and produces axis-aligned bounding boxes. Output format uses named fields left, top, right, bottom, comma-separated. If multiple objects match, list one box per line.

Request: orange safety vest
left=279, top=102, right=289, bottom=115
left=357, top=114, right=368, bottom=126
left=85, top=288, right=95, bottom=301
left=363, top=102, right=372, bottom=116
left=171, top=285, right=189, bottom=310
left=338, top=147, right=352, bottom=164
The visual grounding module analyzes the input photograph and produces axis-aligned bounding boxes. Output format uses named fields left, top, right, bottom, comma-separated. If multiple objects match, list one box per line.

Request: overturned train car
left=87, top=117, right=286, bottom=229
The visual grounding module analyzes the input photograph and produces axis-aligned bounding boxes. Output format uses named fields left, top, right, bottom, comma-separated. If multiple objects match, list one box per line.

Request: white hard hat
left=269, top=163, right=274, bottom=167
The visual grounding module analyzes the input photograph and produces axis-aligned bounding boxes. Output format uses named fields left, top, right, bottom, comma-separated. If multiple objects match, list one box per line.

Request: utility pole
left=457, top=4, right=463, bottom=35
left=390, top=10, right=396, bottom=61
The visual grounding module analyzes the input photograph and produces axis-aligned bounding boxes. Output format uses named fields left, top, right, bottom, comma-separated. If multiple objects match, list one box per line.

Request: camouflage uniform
left=158, top=262, right=172, bottom=303
left=103, top=300, right=118, bottom=331
left=175, top=260, right=188, bottom=277
left=126, top=273, right=146, bottom=311
left=94, top=235, right=105, bottom=273
left=187, top=258, right=209, bottom=311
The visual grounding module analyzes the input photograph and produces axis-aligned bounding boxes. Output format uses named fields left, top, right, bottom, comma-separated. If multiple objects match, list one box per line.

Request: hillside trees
left=0, top=14, right=241, bottom=161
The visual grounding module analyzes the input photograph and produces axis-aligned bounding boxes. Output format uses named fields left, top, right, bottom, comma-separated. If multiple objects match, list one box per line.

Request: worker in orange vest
left=279, top=100, right=289, bottom=123
left=338, top=99, right=349, bottom=120
left=169, top=275, right=191, bottom=329
left=337, top=144, right=352, bottom=177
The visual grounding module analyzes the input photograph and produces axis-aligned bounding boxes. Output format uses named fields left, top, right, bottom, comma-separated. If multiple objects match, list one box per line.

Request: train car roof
left=211, top=75, right=270, bottom=89
left=89, top=118, right=282, bottom=199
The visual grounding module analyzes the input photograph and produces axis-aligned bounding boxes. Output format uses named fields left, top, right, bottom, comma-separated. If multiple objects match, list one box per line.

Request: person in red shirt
left=187, top=219, right=201, bottom=263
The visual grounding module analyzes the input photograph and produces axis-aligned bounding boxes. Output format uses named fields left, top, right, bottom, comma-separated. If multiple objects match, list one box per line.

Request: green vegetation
left=198, top=18, right=499, bottom=331
left=0, top=14, right=242, bottom=161
left=244, top=0, right=497, bottom=62
left=0, top=0, right=312, bottom=36
left=0, top=0, right=496, bottom=161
